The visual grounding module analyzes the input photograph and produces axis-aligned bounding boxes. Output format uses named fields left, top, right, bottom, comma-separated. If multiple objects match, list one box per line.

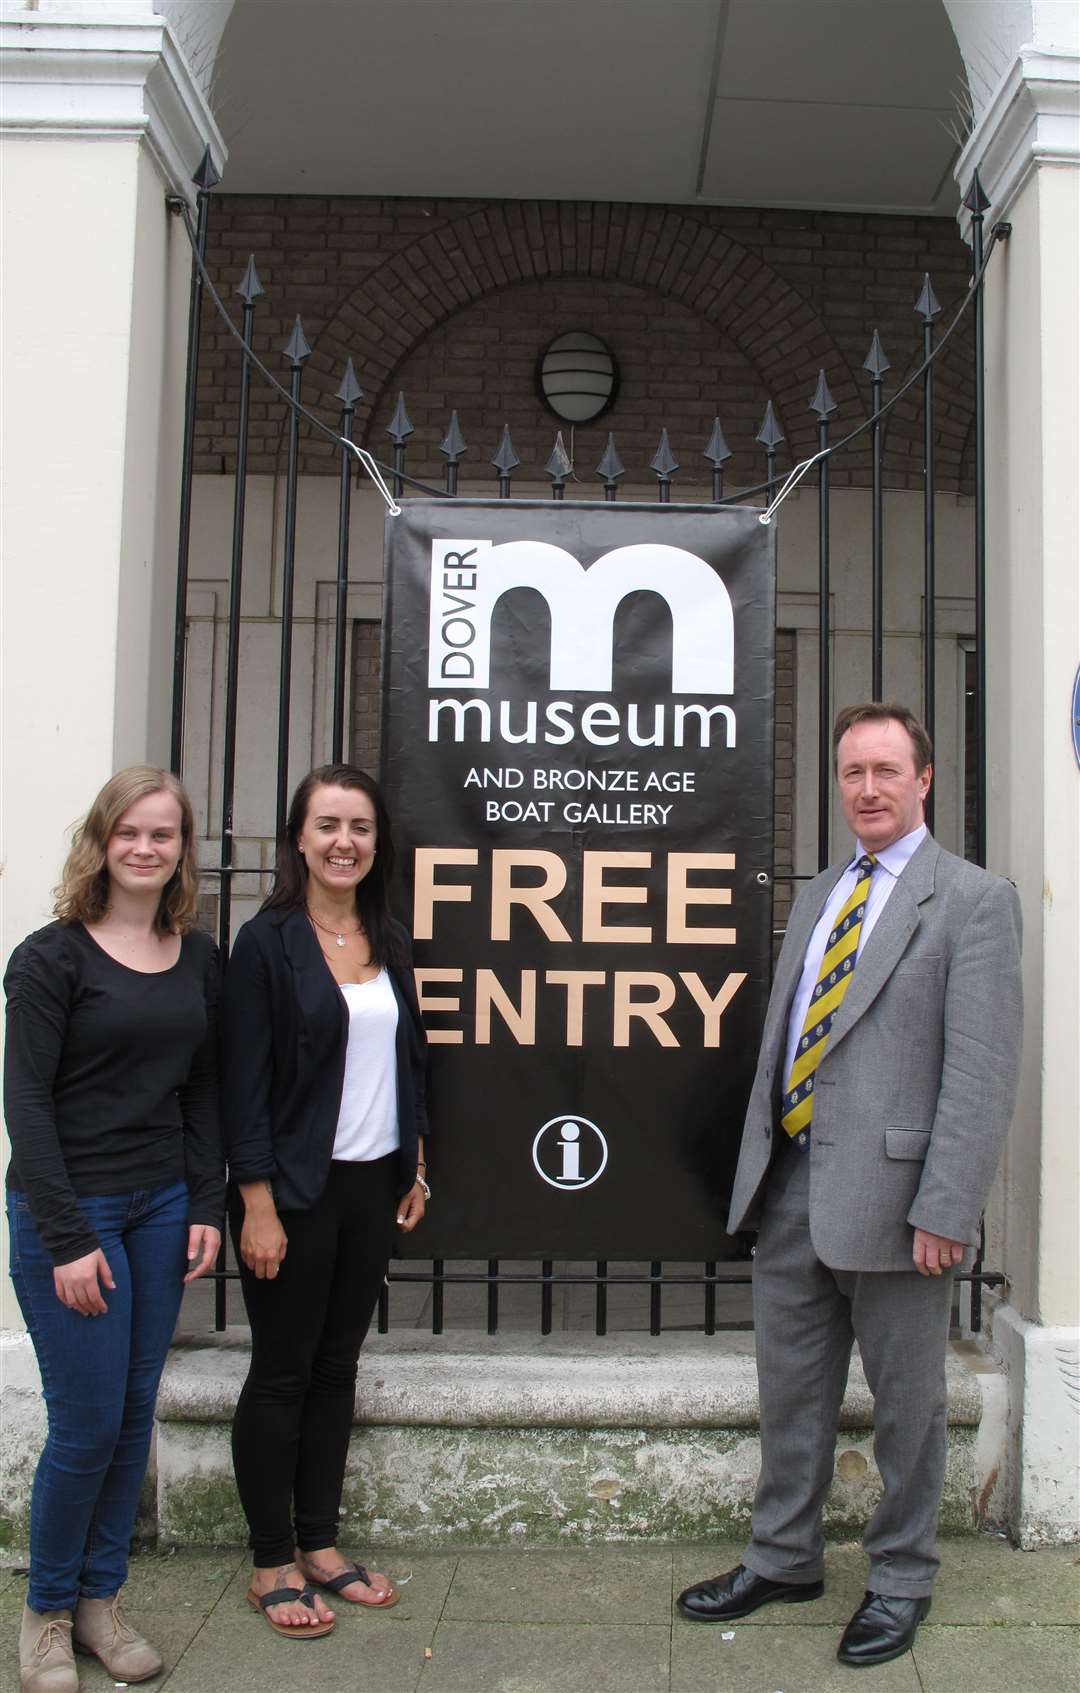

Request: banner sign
left=382, top=500, right=775, bottom=1258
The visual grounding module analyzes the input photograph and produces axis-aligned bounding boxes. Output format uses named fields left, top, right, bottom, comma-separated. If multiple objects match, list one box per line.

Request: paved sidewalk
left=2, top=1536, right=1076, bottom=1693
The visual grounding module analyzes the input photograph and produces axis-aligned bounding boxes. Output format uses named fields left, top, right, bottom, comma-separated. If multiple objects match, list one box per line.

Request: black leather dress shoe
left=837, top=1591, right=931, bottom=1667
left=677, top=1563, right=824, bottom=1622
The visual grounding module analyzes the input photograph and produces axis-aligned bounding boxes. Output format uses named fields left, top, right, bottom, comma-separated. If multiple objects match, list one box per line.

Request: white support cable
left=341, top=441, right=401, bottom=517
left=757, top=449, right=829, bottom=525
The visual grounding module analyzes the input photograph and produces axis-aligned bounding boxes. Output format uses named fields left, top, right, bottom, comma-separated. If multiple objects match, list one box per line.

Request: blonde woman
left=4, top=768, right=223, bottom=1692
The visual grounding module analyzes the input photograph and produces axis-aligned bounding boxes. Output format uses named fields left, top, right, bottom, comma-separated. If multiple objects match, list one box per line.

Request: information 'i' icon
left=532, top=1115, right=609, bottom=1191
left=558, top=1121, right=581, bottom=1183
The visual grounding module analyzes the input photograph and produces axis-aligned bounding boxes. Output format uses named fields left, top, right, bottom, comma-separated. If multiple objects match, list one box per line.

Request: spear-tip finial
left=862, top=329, right=891, bottom=378
left=914, top=273, right=942, bottom=322
left=756, top=400, right=785, bottom=449
left=335, top=358, right=363, bottom=408
left=386, top=392, right=414, bottom=445
left=596, top=433, right=625, bottom=484
left=282, top=316, right=312, bottom=367
left=546, top=433, right=572, bottom=482
left=236, top=255, right=264, bottom=306
left=491, top=425, right=521, bottom=476
left=703, top=417, right=733, bottom=466
left=809, top=371, right=837, bottom=418
left=650, top=428, right=680, bottom=479
left=439, top=411, right=467, bottom=462
left=963, top=167, right=991, bottom=214
left=192, top=144, right=222, bottom=193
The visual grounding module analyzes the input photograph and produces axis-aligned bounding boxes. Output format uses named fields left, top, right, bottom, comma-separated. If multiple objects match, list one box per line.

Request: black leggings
left=228, top=1155, right=398, bottom=1566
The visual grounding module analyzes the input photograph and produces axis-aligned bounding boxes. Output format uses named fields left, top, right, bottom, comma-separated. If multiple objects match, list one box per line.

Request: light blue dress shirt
left=782, top=824, right=928, bottom=1088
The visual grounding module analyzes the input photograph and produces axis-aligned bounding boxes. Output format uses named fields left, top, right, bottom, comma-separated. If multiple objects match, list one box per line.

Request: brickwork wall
left=196, top=197, right=975, bottom=494
left=350, top=618, right=381, bottom=776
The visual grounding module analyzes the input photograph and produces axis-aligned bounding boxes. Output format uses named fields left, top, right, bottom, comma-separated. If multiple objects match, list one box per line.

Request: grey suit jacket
left=727, top=835, right=1023, bottom=1271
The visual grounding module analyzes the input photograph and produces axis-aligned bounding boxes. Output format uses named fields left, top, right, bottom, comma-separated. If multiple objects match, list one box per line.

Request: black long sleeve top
left=3, top=922, right=224, bottom=1266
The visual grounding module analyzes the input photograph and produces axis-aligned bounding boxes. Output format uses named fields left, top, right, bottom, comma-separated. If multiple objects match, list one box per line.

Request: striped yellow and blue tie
left=781, top=853, right=876, bottom=1149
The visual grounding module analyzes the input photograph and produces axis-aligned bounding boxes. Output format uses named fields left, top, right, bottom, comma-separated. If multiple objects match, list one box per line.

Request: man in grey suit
left=678, top=702, right=1022, bottom=1668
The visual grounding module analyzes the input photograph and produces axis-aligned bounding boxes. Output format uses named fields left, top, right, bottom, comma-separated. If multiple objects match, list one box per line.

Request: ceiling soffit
left=211, top=0, right=968, bottom=214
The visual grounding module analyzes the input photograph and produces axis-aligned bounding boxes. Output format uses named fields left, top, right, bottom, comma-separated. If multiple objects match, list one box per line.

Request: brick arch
left=292, top=201, right=866, bottom=484
left=358, top=274, right=787, bottom=491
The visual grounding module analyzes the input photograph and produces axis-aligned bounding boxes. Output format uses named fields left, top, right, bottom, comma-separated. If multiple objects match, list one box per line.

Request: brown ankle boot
left=18, top=1604, right=76, bottom=1693
left=73, top=1593, right=163, bottom=1682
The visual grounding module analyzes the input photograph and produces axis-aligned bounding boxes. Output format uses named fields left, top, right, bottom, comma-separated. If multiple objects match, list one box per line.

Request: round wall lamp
left=537, top=331, right=618, bottom=424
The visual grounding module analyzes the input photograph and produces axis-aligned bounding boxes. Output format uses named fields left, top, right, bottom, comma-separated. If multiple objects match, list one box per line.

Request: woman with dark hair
left=5, top=767, right=222, bottom=1692
left=222, top=764, right=428, bottom=1640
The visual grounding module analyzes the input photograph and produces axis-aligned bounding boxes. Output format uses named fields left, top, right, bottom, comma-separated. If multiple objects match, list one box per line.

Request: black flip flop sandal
left=245, top=1583, right=335, bottom=1637
left=302, top=1562, right=400, bottom=1608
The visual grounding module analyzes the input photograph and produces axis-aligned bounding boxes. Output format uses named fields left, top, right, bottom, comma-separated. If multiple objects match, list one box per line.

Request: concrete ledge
left=156, top=1419, right=984, bottom=1550
left=1, top=1328, right=1002, bottom=1554
left=157, top=1327, right=986, bottom=1429
left=151, top=1330, right=990, bottom=1547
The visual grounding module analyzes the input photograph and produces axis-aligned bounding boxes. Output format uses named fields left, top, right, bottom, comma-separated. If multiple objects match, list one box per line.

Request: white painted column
left=0, top=0, right=225, bottom=1329
left=956, top=35, right=1080, bottom=1543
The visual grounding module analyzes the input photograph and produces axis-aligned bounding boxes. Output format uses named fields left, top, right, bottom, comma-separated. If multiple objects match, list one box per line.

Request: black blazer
left=221, top=907, right=428, bottom=1211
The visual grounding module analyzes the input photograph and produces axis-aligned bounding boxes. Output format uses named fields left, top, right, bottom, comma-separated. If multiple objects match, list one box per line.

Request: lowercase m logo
left=428, top=539, right=735, bottom=694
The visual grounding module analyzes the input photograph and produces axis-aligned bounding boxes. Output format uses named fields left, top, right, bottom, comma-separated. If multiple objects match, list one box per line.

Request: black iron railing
left=369, top=1258, right=1002, bottom=1339
left=183, top=1251, right=1001, bottom=1339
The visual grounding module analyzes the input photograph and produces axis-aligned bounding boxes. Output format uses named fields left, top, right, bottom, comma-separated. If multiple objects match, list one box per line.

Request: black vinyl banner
left=382, top=500, right=775, bottom=1258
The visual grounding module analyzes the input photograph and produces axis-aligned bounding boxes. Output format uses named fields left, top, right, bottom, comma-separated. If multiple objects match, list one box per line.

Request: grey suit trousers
left=744, top=1144, right=954, bottom=1598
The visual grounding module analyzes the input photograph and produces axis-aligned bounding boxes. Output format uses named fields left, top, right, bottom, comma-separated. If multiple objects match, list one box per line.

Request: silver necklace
left=307, top=910, right=363, bottom=950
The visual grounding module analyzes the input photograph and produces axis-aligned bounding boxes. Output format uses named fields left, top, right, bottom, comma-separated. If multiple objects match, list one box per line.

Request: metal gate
left=167, top=155, right=1008, bottom=1336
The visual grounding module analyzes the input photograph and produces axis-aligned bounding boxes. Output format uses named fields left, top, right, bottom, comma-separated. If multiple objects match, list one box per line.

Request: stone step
left=0, top=1329, right=1006, bottom=1554
left=150, top=1329, right=1005, bottom=1548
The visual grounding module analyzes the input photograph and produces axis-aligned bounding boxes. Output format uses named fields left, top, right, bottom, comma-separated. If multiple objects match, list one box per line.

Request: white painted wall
left=0, top=137, right=199, bottom=1329
left=945, top=20, right=1080, bottom=1543
left=979, top=164, right=1080, bottom=1333
left=944, top=1, right=1080, bottom=113
left=0, top=4, right=224, bottom=1330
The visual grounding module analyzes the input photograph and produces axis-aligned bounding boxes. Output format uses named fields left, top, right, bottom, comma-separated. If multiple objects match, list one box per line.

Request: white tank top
left=332, top=969, right=400, bottom=1162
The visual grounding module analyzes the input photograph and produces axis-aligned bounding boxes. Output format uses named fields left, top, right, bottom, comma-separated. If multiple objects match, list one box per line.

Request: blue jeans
left=7, top=1182, right=189, bottom=1613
